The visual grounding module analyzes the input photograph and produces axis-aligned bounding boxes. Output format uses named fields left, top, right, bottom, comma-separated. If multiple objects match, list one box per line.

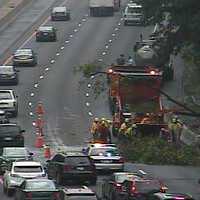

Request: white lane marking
left=56, top=53, right=60, bottom=56
left=65, top=40, right=69, bottom=43
left=114, top=27, right=119, bottom=31
left=28, top=102, right=32, bottom=106
left=108, top=39, right=112, bottom=43
left=45, top=67, right=49, bottom=71
left=88, top=112, right=93, bottom=116
left=82, top=18, right=86, bottom=22
left=118, top=22, right=121, bottom=25
left=86, top=102, right=90, bottom=106
left=74, top=29, right=78, bottom=32
left=60, top=46, right=65, bottom=50
left=34, top=83, right=38, bottom=88
left=30, top=93, right=34, bottom=97
left=112, top=33, right=116, bottom=37
left=50, top=60, right=55, bottom=64
left=105, top=45, right=109, bottom=49
left=102, top=52, right=106, bottom=55
left=85, top=93, right=89, bottom=97
left=98, top=58, right=103, bottom=62
left=40, top=75, right=44, bottom=79
left=78, top=23, right=81, bottom=27
left=87, top=83, right=91, bottom=88
left=0, top=177, right=3, bottom=184
left=120, top=18, right=123, bottom=21
left=69, top=34, right=73, bottom=38
left=29, top=112, right=34, bottom=116
left=90, top=75, right=95, bottom=79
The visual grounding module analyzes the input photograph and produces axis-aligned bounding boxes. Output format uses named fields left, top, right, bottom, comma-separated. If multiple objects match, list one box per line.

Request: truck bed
left=124, top=99, right=160, bottom=114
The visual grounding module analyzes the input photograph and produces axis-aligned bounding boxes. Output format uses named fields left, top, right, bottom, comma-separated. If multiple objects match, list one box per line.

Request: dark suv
left=46, top=152, right=97, bottom=185
left=36, top=26, right=57, bottom=42
left=0, top=124, right=25, bottom=148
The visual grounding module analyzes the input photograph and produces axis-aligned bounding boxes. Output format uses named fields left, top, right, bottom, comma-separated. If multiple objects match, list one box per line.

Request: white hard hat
left=125, top=118, right=130, bottom=123
left=94, top=118, right=99, bottom=122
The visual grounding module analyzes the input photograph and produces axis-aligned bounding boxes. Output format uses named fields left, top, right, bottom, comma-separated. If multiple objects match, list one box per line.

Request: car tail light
left=26, top=192, right=32, bottom=198
left=63, top=165, right=72, bottom=172
left=53, top=191, right=60, bottom=200
left=114, top=182, right=122, bottom=191
left=131, top=186, right=137, bottom=194
left=118, top=157, right=125, bottom=163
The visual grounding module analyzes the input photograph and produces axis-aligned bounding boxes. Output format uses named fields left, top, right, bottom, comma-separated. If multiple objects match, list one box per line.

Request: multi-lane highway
left=0, top=0, right=200, bottom=199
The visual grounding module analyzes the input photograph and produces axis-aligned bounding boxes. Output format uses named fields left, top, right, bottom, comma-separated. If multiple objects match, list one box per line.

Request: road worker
left=168, top=115, right=183, bottom=145
left=97, top=119, right=112, bottom=143
left=141, top=113, right=151, bottom=124
left=90, top=118, right=100, bottom=141
left=119, top=118, right=132, bottom=141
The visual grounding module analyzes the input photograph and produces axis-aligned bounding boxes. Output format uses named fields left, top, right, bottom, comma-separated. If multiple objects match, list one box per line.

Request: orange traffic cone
left=44, top=145, right=51, bottom=159
left=36, top=102, right=45, bottom=116
left=35, top=135, right=44, bottom=148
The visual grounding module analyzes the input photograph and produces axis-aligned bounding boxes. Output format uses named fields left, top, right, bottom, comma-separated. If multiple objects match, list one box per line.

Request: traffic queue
left=0, top=1, right=196, bottom=200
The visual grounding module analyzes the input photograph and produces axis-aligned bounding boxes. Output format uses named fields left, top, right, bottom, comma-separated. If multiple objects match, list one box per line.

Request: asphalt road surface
left=0, top=0, right=199, bottom=199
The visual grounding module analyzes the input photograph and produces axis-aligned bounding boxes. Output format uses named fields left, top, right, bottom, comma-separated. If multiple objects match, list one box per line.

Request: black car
left=15, top=178, right=61, bottom=200
left=12, top=49, right=37, bottom=66
left=36, top=26, right=57, bottom=42
left=0, top=66, right=18, bottom=85
left=118, top=179, right=167, bottom=200
left=51, top=6, right=70, bottom=21
left=46, top=152, right=97, bottom=185
left=0, top=124, right=25, bottom=149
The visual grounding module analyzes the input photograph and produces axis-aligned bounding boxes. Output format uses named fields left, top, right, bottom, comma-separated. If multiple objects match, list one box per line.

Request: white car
left=3, top=160, right=46, bottom=196
left=123, top=3, right=145, bottom=25
left=0, top=90, right=18, bottom=117
left=88, top=146, right=124, bottom=171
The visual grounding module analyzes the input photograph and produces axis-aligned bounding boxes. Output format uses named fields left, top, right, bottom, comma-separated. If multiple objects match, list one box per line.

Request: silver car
left=3, top=160, right=46, bottom=196
left=88, top=146, right=124, bottom=171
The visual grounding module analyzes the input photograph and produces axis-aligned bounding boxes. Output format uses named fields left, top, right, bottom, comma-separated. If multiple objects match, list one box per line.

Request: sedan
left=88, top=146, right=124, bottom=171
left=14, top=178, right=61, bottom=200
left=12, top=49, right=37, bottom=66
left=0, top=66, right=18, bottom=85
left=36, top=26, right=57, bottom=42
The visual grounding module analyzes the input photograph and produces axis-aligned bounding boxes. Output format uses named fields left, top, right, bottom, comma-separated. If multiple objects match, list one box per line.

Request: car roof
left=127, top=3, right=142, bottom=8
left=3, top=147, right=27, bottom=150
left=13, top=161, right=42, bottom=166
left=52, top=6, right=67, bottom=12
left=38, top=26, right=54, bottom=31
left=63, top=186, right=95, bottom=195
left=15, top=49, right=32, bottom=55
left=0, top=123, right=18, bottom=126
left=154, top=192, right=193, bottom=199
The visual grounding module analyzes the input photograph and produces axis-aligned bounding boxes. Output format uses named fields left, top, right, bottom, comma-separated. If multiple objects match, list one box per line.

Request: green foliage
left=119, top=137, right=200, bottom=165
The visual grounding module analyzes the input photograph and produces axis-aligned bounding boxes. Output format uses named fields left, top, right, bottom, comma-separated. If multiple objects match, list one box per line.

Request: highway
left=0, top=0, right=200, bottom=199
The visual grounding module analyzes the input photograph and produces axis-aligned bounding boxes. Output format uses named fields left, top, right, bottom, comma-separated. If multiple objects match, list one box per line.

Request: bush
left=118, top=136, right=200, bottom=165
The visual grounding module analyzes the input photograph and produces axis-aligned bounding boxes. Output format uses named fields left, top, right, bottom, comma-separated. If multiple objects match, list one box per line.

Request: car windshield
left=66, top=157, right=90, bottom=166
left=14, top=166, right=42, bottom=173
left=90, top=148, right=120, bottom=156
left=26, top=180, right=55, bottom=190
left=0, top=67, right=14, bottom=74
left=0, top=125, right=19, bottom=134
left=3, top=148, right=27, bottom=157
left=0, top=92, right=12, bottom=100
left=127, top=7, right=142, bottom=14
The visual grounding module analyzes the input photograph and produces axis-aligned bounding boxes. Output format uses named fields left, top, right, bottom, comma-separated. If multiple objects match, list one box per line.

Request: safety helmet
left=132, top=124, right=137, bottom=128
left=125, top=118, right=130, bottom=123
left=94, top=118, right=99, bottom=122
left=107, top=120, right=112, bottom=124
left=172, top=118, right=176, bottom=123
left=101, top=118, right=106, bottom=121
